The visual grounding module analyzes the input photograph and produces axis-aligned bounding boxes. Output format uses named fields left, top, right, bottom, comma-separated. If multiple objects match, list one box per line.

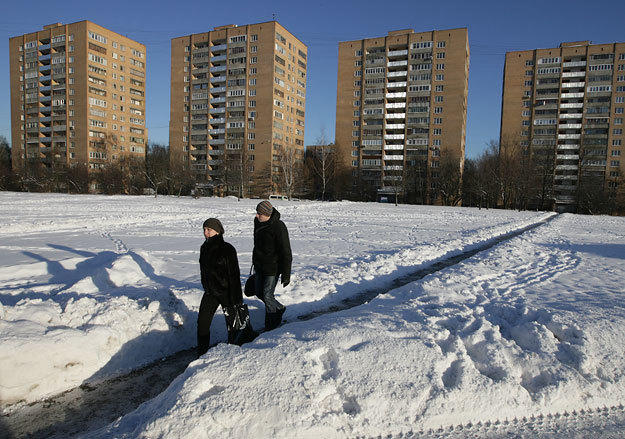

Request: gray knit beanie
left=202, top=218, right=224, bottom=235
left=256, top=200, right=273, bottom=217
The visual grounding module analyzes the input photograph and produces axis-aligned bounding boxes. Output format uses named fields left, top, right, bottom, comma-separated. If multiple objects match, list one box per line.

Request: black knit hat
left=202, top=218, right=224, bottom=235
left=256, top=200, right=273, bottom=216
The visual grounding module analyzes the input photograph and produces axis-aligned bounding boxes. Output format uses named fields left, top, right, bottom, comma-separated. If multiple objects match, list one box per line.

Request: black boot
left=264, top=307, right=286, bottom=331
left=197, top=334, right=210, bottom=357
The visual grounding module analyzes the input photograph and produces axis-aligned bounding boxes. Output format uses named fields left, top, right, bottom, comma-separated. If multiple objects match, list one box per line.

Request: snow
left=1, top=192, right=625, bottom=437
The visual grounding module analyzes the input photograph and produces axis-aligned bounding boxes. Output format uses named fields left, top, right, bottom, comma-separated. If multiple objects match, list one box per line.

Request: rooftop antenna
left=272, top=13, right=276, bottom=21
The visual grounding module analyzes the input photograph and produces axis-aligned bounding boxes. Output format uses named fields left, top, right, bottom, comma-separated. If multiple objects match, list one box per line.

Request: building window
left=437, top=41, right=446, bottom=48
left=435, top=74, right=444, bottom=81
left=435, top=85, right=444, bottom=92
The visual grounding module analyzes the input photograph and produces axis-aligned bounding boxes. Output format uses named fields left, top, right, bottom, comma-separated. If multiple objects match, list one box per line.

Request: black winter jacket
left=199, top=234, right=243, bottom=307
left=253, top=208, right=292, bottom=283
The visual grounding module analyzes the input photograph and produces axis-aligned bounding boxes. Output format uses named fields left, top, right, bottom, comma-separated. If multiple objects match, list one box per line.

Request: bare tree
left=0, top=136, right=13, bottom=191
left=145, top=142, right=169, bottom=197
left=278, top=145, right=303, bottom=199
left=438, top=150, right=463, bottom=206
left=308, top=130, right=336, bottom=201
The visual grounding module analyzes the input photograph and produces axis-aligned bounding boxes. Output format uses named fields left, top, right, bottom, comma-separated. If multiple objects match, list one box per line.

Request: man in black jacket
left=253, top=200, right=292, bottom=331
left=197, top=218, right=243, bottom=356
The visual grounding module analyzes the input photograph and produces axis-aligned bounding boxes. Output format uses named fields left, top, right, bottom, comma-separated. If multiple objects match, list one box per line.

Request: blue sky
left=1, top=0, right=624, bottom=158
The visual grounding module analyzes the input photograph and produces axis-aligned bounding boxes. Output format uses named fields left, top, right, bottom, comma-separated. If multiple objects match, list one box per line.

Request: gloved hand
left=282, top=278, right=290, bottom=288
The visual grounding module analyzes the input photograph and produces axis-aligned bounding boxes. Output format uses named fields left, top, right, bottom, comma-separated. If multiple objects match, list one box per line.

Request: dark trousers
left=254, top=272, right=285, bottom=330
left=197, top=292, right=221, bottom=355
left=254, top=272, right=283, bottom=313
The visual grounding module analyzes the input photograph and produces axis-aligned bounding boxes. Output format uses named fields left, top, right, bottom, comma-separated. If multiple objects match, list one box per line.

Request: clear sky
left=1, top=0, right=624, bottom=158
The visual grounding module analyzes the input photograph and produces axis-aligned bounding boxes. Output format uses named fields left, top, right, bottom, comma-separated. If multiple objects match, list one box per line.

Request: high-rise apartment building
left=9, top=21, right=147, bottom=185
left=501, top=41, right=625, bottom=212
left=169, top=21, right=307, bottom=197
left=335, top=28, right=469, bottom=203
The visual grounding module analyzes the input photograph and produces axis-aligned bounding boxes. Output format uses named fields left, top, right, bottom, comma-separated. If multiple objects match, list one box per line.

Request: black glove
left=282, top=278, right=290, bottom=288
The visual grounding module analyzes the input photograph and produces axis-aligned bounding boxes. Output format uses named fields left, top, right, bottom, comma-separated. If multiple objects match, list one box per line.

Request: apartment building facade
left=501, top=41, right=625, bottom=212
left=169, top=21, right=307, bottom=197
left=9, top=21, right=147, bottom=185
left=335, top=28, right=469, bottom=203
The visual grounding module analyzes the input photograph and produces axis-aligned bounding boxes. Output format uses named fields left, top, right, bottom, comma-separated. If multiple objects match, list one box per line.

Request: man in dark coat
left=197, top=218, right=244, bottom=356
left=253, top=200, right=292, bottom=331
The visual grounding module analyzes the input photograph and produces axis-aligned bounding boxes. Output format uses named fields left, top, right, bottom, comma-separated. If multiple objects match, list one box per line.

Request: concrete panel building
left=9, top=21, right=147, bottom=186
left=501, top=41, right=625, bottom=211
left=169, top=21, right=307, bottom=197
left=335, top=28, right=469, bottom=203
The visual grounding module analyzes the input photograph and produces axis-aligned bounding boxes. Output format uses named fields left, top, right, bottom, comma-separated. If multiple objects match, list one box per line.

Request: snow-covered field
left=1, top=192, right=624, bottom=437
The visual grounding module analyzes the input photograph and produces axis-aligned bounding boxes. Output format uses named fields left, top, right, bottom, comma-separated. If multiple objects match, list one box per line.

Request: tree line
left=1, top=135, right=623, bottom=215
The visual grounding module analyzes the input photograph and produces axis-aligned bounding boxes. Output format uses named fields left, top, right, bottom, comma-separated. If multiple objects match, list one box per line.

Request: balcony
left=560, top=102, right=583, bottom=109
left=209, top=128, right=225, bottom=135
left=210, top=86, right=226, bottom=94
left=387, top=71, right=407, bottom=78
left=385, top=124, right=405, bottom=129
left=387, top=60, right=408, bottom=67
left=559, top=113, right=582, bottom=119
left=388, top=49, right=408, bottom=57
left=560, top=92, right=584, bottom=99
left=210, top=97, right=226, bottom=104
left=561, top=71, right=586, bottom=78
left=385, top=102, right=406, bottom=109
left=209, top=108, right=225, bottom=114
left=387, top=81, right=406, bottom=88
left=27, top=138, right=41, bottom=144
left=385, top=134, right=404, bottom=140
left=384, top=155, right=404, bottom=161
left=383, top=166, right=403, bottom=171
left=557, top=144, right=579, bottom=150
left=39, top=75, right=51, bottom=84
left=210, top=44, right=227, bottom=52
left=558, top=134, right=581, bottom=139
left=211, top=55, right=227, bottom=62
left=386, top=92, right=406, bottom=99
left=39, top=64, right=51, bottom=73
left=556, top=154, right=579, bottom=160
left=563, top=61, right=586, bottom=68
left=383, top=144, right=403, bottom=151
left=207, top=149, right=224, bottom=156
left=38, top=43, right=51, bottom=52
left=556, top=164, right=579, bottom=171
left=561, top=82, right=585, bottom=88
left=209, top=139, right=225, bottom=145
left=210, top=76, right=226, bottom=83
left=386, top=113, right=405, bottom=119
left=210, top=65, right=227, bottom=73
left=558, top=123, right=582, bottom=129
left=38, top=54, right=51, bottom=62
left=210, top=117, right=225, bottom=124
